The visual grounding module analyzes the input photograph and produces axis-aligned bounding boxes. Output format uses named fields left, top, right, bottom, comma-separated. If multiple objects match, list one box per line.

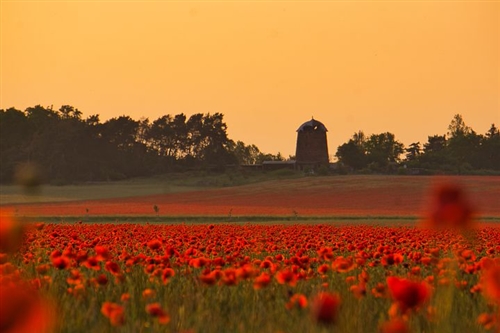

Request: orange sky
left=1, top=1, right=498, bottom=159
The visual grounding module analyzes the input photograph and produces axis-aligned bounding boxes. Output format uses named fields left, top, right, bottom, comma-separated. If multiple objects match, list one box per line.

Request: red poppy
left=253, top=273, right=271, bottom=290
left=286, top=293, right=308, bottom=310
left=105, top=261, right=120, bottom=275
left=101, top=302, right=125, bottom=326
left=381, top=253, right=404, bottom=267
left=387, top=277, right=431, bottom=312
left=0, top=281, right=55, bottom=333
left=145, top=303, right=170, bottom=324
left=51, top=256, right=70, bottom=270
left=142, top=288, right=156, bottom=299
left=379, top=318, right=409, bottom=333
left=162, top=268, right=175, bottom=284
left=147, top=239, right=162, bottom=250
left=332, top=256, right=356, bottom=273
left=482, top=264, right=500, bottom=304
left=95, top=245, right=110, bottom=261
left=311, top=292, right=341, bottom=324
left=477, top=313, right=497, bottom=331
left=0, top=209, right=25, bottom=253
left=276, top=269, right=298, bottom=287
left=426, top=183, right=473, bottom=228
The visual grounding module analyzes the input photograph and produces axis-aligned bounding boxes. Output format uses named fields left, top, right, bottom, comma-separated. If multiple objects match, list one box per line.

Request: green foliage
left=336, top=115, right=500, bottom=174
left=0, top=106, right=272, bottom=184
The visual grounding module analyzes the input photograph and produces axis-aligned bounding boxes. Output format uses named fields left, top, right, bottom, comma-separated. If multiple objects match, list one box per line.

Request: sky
left=1, top=1, right=498, bottom=159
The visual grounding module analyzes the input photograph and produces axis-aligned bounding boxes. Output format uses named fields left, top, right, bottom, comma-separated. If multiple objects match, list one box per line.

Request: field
left=1, top=175, right=500, bottom=333
left=3, top=175, right=500, bottom=219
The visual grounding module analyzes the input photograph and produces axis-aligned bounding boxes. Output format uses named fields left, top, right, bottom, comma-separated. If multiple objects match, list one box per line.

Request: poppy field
left=5, top=175, right=500, bottom=217
left=1, top=180, right=500, bottom=333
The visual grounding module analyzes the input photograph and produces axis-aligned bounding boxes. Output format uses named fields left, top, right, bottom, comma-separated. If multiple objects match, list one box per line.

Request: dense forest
left=0, top=106, right=499, bottom=184
left=0, top=105, right=282, bottom=184
left=335, top=114, right=500, bottom=175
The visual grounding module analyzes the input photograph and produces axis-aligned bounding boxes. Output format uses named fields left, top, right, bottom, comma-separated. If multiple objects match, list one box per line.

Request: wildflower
left=482, top=264, right=500, bottom=304
left=427, top=183, right=473, bottom=228
left=477, top=313, right=497, bottom=331
left=276, top=269, right=298, bottom=287
left=332, top=256, right=356, bottom=273
left=146, top=303, right=170, bottom=324
left=121, top=293, right=131, bottom=302
left=286, top=293, right=308, bottom=310
left=379, top=318, right=409, bottom=333
left=0, top=281, right=55, bottom=333
left=311, top=292, right=341, bottom=324
left=0, top=209, right=24, bottom=253
left=105, top=261, right=120, bottom=275
left=83, top=256, right=101, bottom=270
left=147, top=239, right=162, bottom=251
left=317, top=264, right=329, bottom=274
left=253, top=273, right=272, bottom=290
left=142, top=288, right=156, bottom=300
left=387, top=277, right=431, bottom=313
left=200, top=271, right=218, bottom=286
left=162, top=268, right=175, bottom=284
left=101, top=302, right=125, bottom=326
left=381, top=253, right=404, bottom=267
left=95, top=245, right=110, bottom=261
left=51, top=256, right=70, bottom=270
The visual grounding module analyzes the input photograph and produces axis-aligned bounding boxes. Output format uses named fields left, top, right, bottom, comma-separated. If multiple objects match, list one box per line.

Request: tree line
left=335, top=114, right=500, bottom=174
left=0, top=105, right=283, bottom=184
left=1, top=107, right=498, bottom=184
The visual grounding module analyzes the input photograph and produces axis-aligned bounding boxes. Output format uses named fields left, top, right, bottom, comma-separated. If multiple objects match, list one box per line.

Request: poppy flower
left=276, top=270, right=298, bottom=287
left=379, top=318, right=409, bottom=333
left=162, top=268, right=175, bottom=284
left=142, top=288, right=156, bottom=299
left=51, top=256, right=70, bottom=270
left=86, top=258, right=104, bottom=273
left=387, top=277, right=431, bottom=312
left=381, top=253, right=404, bottom=267
left=286, top=293, right=308, bottom=310
left=0, top=281, right=55, bottom=333
left=426, top=183, right=473, bottom=228
left=0, top=209, right=25, bottom=253
left=332, top=256, right=356, bottom=273
left=95, top=246, right=110, bottom=261
left=101, top=302, right=125, bottom=326
left=145, top=303, right=170, bottom=324
left=482, top=264, right=500, bottom=304
left=477, top=313, right=497, bottom=331
left=199, top=271, right=218, bottom=286
left=147, top=239, right=162, bottom=250
left=311, top=292, right=341, bottom=324
left=105, top=261, right=121, bottom=275
left=253, top=272, right=272, bottom=290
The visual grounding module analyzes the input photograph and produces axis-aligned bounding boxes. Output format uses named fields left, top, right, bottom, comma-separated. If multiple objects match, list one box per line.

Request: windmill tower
left=295, top=118, right=329, bottom=169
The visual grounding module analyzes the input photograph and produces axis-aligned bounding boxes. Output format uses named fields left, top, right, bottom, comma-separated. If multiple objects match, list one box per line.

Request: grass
left=0, top=169, right=304, bottom=205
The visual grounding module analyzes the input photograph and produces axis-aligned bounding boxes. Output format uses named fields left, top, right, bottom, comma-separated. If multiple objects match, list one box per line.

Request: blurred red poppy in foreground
left=145, top=303, right=170, bottom=324
left=0, top=209, right=25, bottom=253
left=387, top=277, right=431, bottom=313
left=482, top=263, right=500, bottom=305
left=426, top=183, right=474, bottom=228
left=379, top=317, right=409, bottom=333
left=311, top=292, right=340, bottom=324
left=101, top=302, right=125, bottom=326
left=0, top=281, right=54, bottom=333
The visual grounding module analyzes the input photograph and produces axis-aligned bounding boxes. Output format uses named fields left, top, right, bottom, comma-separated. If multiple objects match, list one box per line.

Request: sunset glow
left=1, top=1, right=498, bottom=157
